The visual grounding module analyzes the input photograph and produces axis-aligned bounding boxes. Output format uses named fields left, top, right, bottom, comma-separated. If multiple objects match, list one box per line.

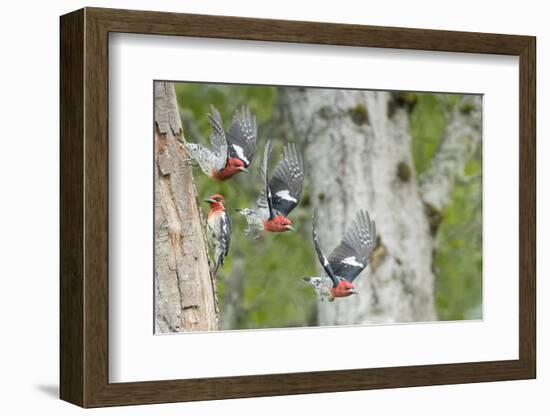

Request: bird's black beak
left=285, top=224, right=295, bottom=231
left=238, top=167, right=249, bottom=173
left=349, top=289, right=358, bottom=295
left=204, top=198, right=215, bottom=204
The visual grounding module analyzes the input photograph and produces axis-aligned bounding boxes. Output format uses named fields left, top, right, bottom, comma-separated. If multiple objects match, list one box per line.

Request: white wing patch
left=275, top=190, right=297, bottom=203
left=341, top=256, right=363, bottom=268
left=231, top=144, right=249, bottom=165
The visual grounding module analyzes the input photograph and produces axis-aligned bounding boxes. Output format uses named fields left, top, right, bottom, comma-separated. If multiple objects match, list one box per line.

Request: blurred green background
left=174, top=82, right=482, bottom=329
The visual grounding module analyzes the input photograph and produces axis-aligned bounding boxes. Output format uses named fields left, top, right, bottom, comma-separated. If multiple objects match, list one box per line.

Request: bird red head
left=204, top=194, right=225, bottom=213
left=330, top=280, right=358, bottom=298
left=213, top=158, right=248, bottom=180
left=227, top=157, right=247, bottom=171
left=263, top=215, right=294, bottom=233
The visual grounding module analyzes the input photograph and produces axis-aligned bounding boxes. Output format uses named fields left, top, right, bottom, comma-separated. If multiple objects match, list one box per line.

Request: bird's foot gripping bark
left=182, top=157, right=198, bottom=166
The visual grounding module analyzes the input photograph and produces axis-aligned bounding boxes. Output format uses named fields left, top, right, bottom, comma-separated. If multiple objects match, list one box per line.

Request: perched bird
left=204, top=194, right=232, bottom=272
left=236, top=140, right=304, bottom=239
left=304, top=210, right=376, bottom=301
left=180, top=105, right=257, bottom=180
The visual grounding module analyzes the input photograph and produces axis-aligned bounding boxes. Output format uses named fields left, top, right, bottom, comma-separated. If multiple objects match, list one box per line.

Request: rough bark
left=280, top=88, right=481, bottom=326
left=154, top=82, right=219, bottom=333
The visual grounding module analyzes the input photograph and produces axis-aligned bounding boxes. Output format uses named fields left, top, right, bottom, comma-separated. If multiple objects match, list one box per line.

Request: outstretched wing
left=328, top=210, right=376, bottom=283
left=261, top=140, right=276, bottom=220
left=267, top=143, right=304, bottom=217
left=207, top=105, right=228, bottom=171
left=226, top=106, right=257, bottom=168
left=312, top=212, right=338, bottom=288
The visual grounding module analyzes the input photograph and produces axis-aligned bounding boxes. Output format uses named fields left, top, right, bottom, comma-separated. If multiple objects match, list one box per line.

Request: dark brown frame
left=60, top=7, right=536, bottom=408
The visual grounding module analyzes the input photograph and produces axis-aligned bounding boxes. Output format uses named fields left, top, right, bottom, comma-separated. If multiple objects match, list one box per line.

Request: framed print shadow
left=60, top=7, right=536, bottom=408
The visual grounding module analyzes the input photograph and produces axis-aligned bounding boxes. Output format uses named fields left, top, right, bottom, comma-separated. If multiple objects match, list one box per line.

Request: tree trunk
left=280, top=88, right=480, bottom=326
left=154, top=82, right=219, bottom=333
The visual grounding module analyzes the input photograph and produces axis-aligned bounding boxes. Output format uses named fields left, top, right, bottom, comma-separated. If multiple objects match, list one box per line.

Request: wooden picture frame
left=60, top=7, right=536, bottom=408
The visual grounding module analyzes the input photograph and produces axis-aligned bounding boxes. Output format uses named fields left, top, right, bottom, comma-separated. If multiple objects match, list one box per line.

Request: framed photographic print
left=60, top=7, right=536, bottom=408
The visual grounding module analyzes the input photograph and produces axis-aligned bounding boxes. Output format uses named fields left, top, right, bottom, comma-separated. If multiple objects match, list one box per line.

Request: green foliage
left=409, top=94, right=445, bottom=175
left=433, top=154, right=483, bottom=320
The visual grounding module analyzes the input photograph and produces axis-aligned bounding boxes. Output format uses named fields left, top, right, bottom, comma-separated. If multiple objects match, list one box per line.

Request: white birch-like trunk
left=280, top=88, right=481, bottom=326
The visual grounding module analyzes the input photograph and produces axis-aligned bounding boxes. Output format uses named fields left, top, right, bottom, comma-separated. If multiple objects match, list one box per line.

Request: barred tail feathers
left=214, top=245, right=224, bottom=273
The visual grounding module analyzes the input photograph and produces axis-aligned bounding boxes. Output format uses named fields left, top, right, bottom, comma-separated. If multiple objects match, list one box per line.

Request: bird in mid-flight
left=236, top=140, right=304, bottom=239
left=180, top=105, right=257, bottom=180
left=204, top=194, right=232, bottom=272
left=304, top=210, right=376, bottom=301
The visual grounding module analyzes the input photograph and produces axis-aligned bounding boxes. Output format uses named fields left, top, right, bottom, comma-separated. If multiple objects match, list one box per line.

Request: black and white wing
left=221, top=211, right=232, bottom=258
left=266, top=143, right=304, bottom=217
left=260, top=140, right=276, bottom=220
left=226, top=106, right=257, bottom=168
left=327, top=210, right=376, bottom=283
left=207, top=105, right=228, bottom=171
left=213, top=211, right=232, bottom=272
left=312, top=212, right=339, bottom=288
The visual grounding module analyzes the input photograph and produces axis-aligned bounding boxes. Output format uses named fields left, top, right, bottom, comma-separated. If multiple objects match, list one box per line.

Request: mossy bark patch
left=348, top=104, right=369, bottom=125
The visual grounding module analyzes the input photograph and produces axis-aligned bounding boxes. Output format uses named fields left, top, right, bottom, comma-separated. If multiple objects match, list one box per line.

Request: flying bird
left=236, top=140, right=304, bottom=239
left=180, top=105, right=257, bottom=180
left=204, top=194, right=232, bottom=272
left=304, top=210, right=376, bottom=301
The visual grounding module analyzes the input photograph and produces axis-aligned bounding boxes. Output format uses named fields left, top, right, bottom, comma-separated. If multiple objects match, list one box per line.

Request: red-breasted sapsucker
left=236, top=140, right=304, bottom=239
left=304, top=210, right=376, bottom=301
left=180, top=105, right=257, bottom=180
left=204, top=194, right=232, bottom=272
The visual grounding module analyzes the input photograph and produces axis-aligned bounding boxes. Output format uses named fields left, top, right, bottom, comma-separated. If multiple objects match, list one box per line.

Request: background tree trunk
left=280, top=88, right=481, bottom=326
left=154, top=82, right=219, bottom=333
